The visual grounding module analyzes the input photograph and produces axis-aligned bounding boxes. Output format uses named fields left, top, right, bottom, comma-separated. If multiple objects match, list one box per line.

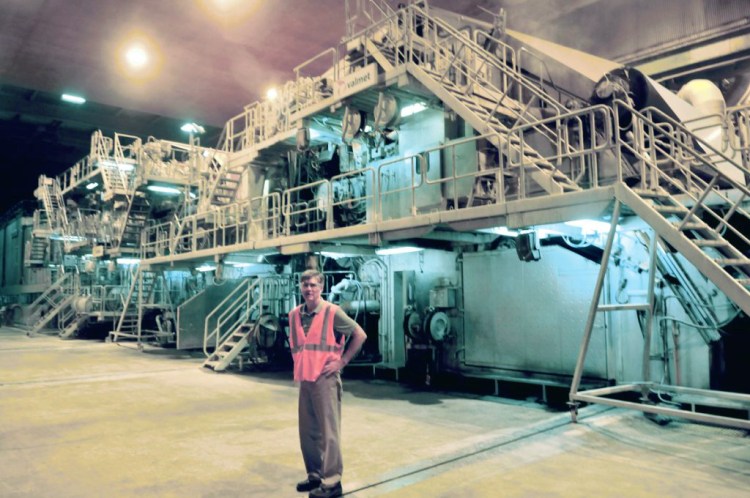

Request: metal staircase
left=36, top=176, right=69, bottom=236
left=59, top=313, right=90, bottom=339
left=203, top=277, right=267, bottom=371
left=98, top=132, right=140, bottom=202
left=204, top=150, right=245, bottom=207
left=613, top=102, right=750, bottom=316
left=568, top=100, right=750, bottom=430
left=362, top=5, right=580, bottom=197
left=109, top=266, right=157, bottom=344
left=99, top=159, right=134, bottom=201
left=117, top=191, right=151, bottom=249
left=25, top=235, right=48, bottom=266
left=26, top=272, right=78, bottom=336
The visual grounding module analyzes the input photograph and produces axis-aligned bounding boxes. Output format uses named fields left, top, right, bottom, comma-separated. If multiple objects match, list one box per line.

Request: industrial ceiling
left=1, top=0, right=748, bottom=212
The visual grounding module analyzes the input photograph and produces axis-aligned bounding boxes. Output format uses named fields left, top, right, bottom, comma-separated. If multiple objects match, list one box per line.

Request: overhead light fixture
left=125, top=44, right=149, bottom=69
left=565, top=219, right=613, bottom=235
left=147, top=185, right=182, bottom=195
left=116, top=257, right=140, bottom=265
left=230, top=262, right=255, bottom=268
left=266, top=87, right=278, bottom=100
left=85, top=182, right=99, bottom=190
left=375, top=246, right=423, bottom=256
left=61, top=93, right=86, bottom=104
left=483, top=226, right=519, bottom=238
left=49, top=234, right=87, bottom=242
left=99, top=159, right=135, bottom=171
left=196, top=264, right=216, bottom=272
left=400, top=102, right=427, bottom=117
left=181, top=122, right=205, bottom=134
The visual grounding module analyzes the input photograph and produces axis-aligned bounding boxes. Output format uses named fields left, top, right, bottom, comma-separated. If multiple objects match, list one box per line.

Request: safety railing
left=143, top=98, right=748, bottom=264
left=403, top=5, right=566, bottom=119
left=87, top=284, right=133, bottom=314
left=506, top=105, right=617, bottom=195
left=329, top=168, right=376, bottom=226
left=53, top=156, right=97, bottom=194
left=150, top=114, right=627, bottom=258
left=219, top=51, right=340, bottom=158
left=141, top=192, right=282, bottom=258
left=282, top=180, right=330, bottom=235
left=141, top=137, right=214, bottom=183
left=345, top=0, right=397, bottom=39
left=377, top=153, right=426, bottom=220
left=203, top=277, right=263, bottom=357
left=422, top=134, right=505, bottom=208
left=615, top=100, right=750, bottom=251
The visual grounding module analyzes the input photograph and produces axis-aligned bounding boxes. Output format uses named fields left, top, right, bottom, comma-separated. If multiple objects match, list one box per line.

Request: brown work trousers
left=298, top=372, right=343, bottom=487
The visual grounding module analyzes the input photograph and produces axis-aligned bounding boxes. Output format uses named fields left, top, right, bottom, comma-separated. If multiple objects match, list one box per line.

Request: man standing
left=289, top=269, right=367, bottom=498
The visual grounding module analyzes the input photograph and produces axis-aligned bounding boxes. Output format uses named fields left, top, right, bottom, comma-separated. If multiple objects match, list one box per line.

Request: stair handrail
left=37, top=175, right=70, bottom=235
left=113, top=133, right=141, bottom=204
left=357, top=4, right=567, bottom=154
left=200, top=123, right=232, bottom=208
left=624, top=102, right=750, bottom=189
left=345, top=0, right=397, bottom=38
left=203, top=277, right=262, bottom=356
left=403, top=5, right=567, bottom=117
left=614, top=100, right=750, bottom=252
left=26, top=272, right=71, bottom=319
left=113, top=264, right=141, bottom=335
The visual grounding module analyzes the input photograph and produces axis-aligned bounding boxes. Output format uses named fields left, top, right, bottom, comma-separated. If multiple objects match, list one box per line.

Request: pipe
left=677, top=79, right=725, bottom=117
left=672, top=322, right=681, bottom=387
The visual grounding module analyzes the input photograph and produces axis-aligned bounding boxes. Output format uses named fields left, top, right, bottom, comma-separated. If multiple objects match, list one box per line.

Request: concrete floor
left=1, top=328, right=748, bottom=498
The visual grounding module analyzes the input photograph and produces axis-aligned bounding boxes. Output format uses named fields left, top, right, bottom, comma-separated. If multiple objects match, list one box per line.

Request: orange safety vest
left=288, top=302, right=345, bottom=382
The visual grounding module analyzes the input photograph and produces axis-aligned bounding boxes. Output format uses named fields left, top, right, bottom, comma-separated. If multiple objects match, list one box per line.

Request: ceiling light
left=196, top=264, right=216, bottom=272
left=85, top=182, right=99, bottom=190
left=100, top=159, right=135, bottom=171
left=61, top=93, right=86, bottom=104
left=400, top=102, right=427, bottom=117
left=564, top=219, right=613, bottom=235
left=266, top=87, right=278, bottom=100
left=181, top=122, right=205, bottom=134
left=116, top=257, right=140, bottom=265
left=49, top=235, right=87, bottom=242
left=375, top=246, right=423, bottom=256
left=147, top=185, right=182, bottom=195
left=125, top=44, right=149, bottom=69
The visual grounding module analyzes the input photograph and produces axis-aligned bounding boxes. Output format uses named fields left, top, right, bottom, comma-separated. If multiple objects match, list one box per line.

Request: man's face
left=300, top=278, right=322, bottom=306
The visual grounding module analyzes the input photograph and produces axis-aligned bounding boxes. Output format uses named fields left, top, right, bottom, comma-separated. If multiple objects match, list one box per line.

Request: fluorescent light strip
left=147, top=185, right=182, bottom=195
left=61, top=93, right=86, bottom=104
left=375, top=246, right=423, bottom=256
left=116, top=258, right=140, bottom=265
